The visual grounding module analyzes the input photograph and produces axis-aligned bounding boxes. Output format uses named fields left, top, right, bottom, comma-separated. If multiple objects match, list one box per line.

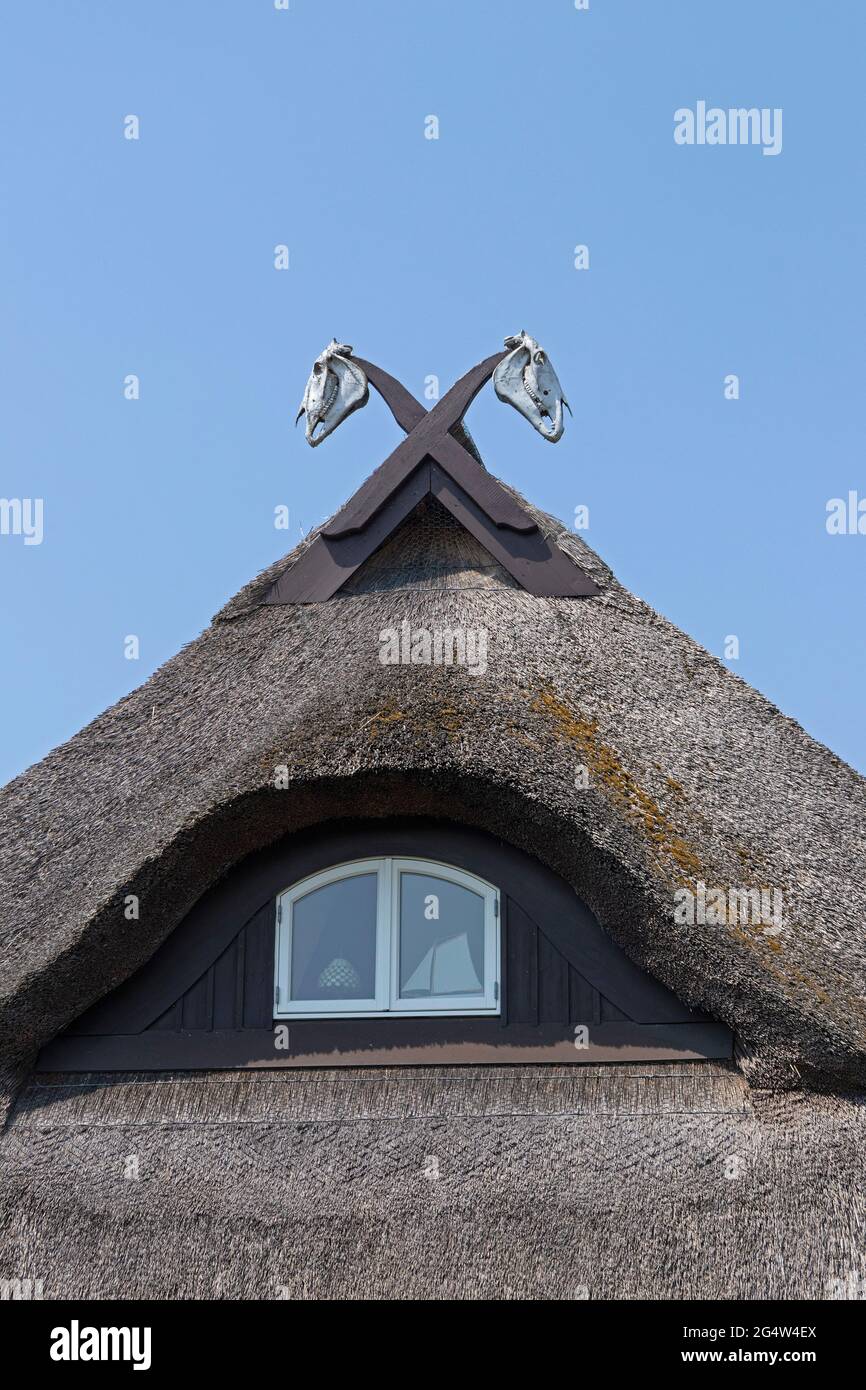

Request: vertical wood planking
left=600, top=995, right=630, bottom=1023
left=234, top=929, right=246, bottom=1029
left=507, top=901, right=539, bottom=1026
left=181, top=969, right=212, bottom=1030
left=538, top=929, right=569, bottom=1023
left=568, top=967, right=598, bottom=1027
left=146, top=892, right=628, bottom=1039
left=144, top=902, right=276, bottom=1035
left=211, top=938, right=238, bottom=1030
left=148, top=1000, right=182, bottom=1031
left=243, top=902, right=275, bottom=1028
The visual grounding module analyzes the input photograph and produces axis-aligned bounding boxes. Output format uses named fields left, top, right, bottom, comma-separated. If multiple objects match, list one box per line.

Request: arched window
left=41, top=821, right=732, bottom=1069
left=274, top=858, right=500, bottom=1018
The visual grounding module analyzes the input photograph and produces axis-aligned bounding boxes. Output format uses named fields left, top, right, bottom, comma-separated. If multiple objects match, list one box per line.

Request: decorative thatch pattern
left=341, top=495, right=520, bottom=593
left=2, top=1066, right=864, bottom=1300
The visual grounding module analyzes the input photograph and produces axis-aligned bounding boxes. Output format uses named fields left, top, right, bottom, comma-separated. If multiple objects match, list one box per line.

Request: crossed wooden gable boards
left=265, top=353, right=599, bottom=604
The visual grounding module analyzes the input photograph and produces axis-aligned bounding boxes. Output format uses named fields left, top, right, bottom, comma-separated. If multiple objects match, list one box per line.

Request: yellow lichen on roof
left=530, top=687, right=703, bottom=880
left=530, top=686, right=843, bottom=1014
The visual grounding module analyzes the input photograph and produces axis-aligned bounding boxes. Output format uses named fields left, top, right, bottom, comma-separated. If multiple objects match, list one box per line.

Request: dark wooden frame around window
left=38, top=820, right=732, bottom=1070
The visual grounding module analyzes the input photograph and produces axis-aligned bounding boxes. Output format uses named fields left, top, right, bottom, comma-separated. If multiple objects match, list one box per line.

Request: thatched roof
left=2, top=1064, right=864, bottom=1299
left=1, top=473, right=865, bottom=1104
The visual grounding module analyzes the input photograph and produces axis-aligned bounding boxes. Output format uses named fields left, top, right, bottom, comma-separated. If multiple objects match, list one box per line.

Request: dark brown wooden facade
left=38, top=821, right=732, bottom=1070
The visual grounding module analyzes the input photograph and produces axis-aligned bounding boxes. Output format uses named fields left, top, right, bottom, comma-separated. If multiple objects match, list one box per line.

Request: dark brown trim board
left=38, top=1023, right=732, bottom=1071
left=263, top=350, right=600, bottom=603
left=264, top=465, right=433, bottom=604
left=265, top=467, right=599, bottom=603
left=322, top=353, right=522, bottom=536
left=39, top=820, right=734, bottom=1071
left=430, top=464, right=599, bottom=597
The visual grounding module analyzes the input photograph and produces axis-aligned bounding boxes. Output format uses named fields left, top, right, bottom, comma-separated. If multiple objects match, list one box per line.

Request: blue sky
left=1, top=0, right=864, bottom=784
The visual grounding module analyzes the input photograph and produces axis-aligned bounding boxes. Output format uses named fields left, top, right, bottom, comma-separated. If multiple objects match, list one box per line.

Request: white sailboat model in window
left=402, top=932, right=482, bottom=997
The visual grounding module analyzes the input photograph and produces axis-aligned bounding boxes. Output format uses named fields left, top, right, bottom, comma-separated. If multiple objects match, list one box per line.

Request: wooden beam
left=431, top=465, right=600, bottom=598
left=265, top=351, right=599, bottom=602
left=264, top=464, right=432, bottom=605
left=322, top=352, right=535, bottom=536
left=36, top=1022, right=733, bottom=1071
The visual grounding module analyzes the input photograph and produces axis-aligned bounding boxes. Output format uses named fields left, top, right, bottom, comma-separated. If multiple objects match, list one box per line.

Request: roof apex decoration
left=269, top=336, right=599, bottom=604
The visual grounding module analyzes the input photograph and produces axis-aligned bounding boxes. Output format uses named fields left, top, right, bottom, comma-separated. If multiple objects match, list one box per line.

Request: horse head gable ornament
left=276, top=331, right=600, bottom=600
left=295, top=340, right=369, bottom=446
left=492, top=331, right=571, bottom=443
left=294, top=330, right=570, bottom=448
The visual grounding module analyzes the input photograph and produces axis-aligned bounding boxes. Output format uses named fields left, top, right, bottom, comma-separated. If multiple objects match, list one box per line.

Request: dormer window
left=273, top=858, right=500, bottom=1019
left=40, top=822, right=732, bottom=1070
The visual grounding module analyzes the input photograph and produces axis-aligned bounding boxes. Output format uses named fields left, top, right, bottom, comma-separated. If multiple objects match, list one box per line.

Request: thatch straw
left=2, top=1065, right=864, bottom=1299
left=1, top=484, right=864, bottom=1098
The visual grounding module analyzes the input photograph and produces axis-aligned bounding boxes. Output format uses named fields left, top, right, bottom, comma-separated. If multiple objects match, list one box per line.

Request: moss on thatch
left=0, top=482, right=864, bottom=1095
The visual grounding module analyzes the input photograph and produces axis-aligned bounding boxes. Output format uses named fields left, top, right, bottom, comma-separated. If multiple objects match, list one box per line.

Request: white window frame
left=274, top=859, right=389, bottom=1017
left=274, top=856, right=500, bottom=1020
left=388, top=858, right=499, bottom=1014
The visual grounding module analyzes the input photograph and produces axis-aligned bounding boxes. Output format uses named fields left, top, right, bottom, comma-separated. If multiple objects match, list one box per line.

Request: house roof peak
left=270, top=338, right=598, bottom=604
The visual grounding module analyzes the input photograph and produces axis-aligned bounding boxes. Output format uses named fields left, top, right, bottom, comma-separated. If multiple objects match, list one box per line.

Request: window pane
left=290, top=873, right=378, bottom=1002
left=399, top=872, right=485, bottom=999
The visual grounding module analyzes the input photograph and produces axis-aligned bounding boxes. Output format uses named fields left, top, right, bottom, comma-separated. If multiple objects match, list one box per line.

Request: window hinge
left=493, top=898, right=499, bottom=919
left=275, top=985, right=281, bottom=1006
left=493, top=980, right=499, bottom=1001
left=277, top=902, right=283, bottom=925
